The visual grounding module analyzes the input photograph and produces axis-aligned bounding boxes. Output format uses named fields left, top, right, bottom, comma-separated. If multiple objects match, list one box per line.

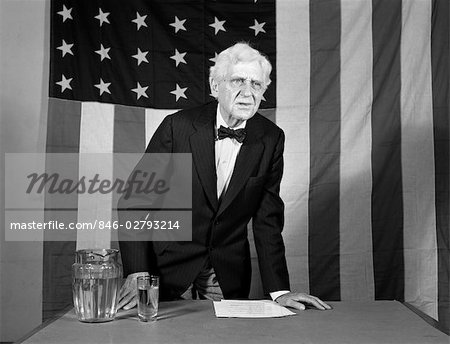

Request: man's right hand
left=117, top=272, right=149, bottom=310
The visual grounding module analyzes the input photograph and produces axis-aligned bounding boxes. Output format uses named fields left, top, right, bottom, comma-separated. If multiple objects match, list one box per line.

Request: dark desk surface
left=19, top=300, right=448, bottom=344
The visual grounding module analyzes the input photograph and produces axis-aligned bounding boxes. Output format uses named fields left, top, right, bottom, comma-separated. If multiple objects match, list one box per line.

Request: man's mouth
left=236, top=102, right=253, bottom=107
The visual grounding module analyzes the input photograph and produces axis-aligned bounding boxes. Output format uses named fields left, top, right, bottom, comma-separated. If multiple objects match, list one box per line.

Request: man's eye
left=231, top=78, right=245, bottom=86
left=251, top=81, right=262, bottom=90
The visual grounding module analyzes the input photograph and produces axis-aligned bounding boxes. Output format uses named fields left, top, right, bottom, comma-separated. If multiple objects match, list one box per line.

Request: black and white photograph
left=0, top=0, right=449, bottom=343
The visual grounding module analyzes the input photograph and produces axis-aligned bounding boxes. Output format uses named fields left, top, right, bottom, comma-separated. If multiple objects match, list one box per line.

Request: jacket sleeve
left=118, top=115, right=174, bottom=276
left=252, top=129, right=290, bottom=294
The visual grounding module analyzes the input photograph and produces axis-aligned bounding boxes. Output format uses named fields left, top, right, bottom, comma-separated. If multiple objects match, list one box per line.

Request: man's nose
left=239, top=82, right=253, bottom=96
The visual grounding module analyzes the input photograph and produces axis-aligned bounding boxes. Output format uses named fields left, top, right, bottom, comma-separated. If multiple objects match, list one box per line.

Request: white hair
left=209, top=42, right=272, bottom=87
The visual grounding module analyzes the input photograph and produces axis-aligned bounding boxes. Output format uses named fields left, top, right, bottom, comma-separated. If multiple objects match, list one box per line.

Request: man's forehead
left=228, top=60, right=263, bottom=78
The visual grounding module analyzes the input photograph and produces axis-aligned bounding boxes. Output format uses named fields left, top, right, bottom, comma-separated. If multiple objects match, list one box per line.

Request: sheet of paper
left=213, top=299, right=296, bottom=318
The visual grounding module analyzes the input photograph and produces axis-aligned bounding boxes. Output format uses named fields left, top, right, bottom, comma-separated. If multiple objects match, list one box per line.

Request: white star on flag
left=249, top=19, right=266, bottom=36
left=209, top=17, right=226, bottom=35
left=131, top=82, right=149, bottom=100
left=56, top=74, right=72, bottom=92
left=170, top=84, right=187, bottom=101
left=132, top=48, right=149, bottom=66
left=209, top=52, right=218, bottom=64
left=57, top=40, right=74, bottom=57
left=94, top=78, right=111, bottom=95
left=95, top=44, right=111, bottom=61
left=132, top=12, right=148, bottom=30
left=169, top=16, right=187, bottom=33
left=57, top=5, right=73, bottom=22
left=170, top=49, right=187, bottom=67
left=95, top=8, right=110, bottom=27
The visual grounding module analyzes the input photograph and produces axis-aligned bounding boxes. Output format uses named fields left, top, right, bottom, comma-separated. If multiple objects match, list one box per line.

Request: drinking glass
left=137, top=275, right=159, bottom=321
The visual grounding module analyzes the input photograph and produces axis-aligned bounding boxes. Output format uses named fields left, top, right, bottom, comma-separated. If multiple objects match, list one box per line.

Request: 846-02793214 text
left=8, top=219, right=181, bottom=231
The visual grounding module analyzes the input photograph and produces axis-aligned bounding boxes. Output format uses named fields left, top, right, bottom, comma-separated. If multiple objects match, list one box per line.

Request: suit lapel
left=189, top=102, right=218, bottom=211
left=217, top=116, right=264, bottom=216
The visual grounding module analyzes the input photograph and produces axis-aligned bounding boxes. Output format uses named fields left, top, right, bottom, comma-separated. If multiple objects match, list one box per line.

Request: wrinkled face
left=210, top=61, right=266, bottom=127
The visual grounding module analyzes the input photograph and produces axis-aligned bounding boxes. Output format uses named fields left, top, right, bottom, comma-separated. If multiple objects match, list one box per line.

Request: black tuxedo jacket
left=119, top=101, right=290, bottom=299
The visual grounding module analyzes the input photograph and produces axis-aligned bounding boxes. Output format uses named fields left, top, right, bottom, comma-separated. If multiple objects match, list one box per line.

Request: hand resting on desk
left=275, top=292, right=332, bottom=311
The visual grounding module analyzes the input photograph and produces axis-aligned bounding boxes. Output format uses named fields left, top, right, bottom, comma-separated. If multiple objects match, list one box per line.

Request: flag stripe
left=431, top=0, right=450, bottom=328
left=276, top=0, right=311, bottom=294
left=76, top=102, right=114, bottom=250
left=401, top=0, right=438, bottom=318
left=308, top=0, right=341, bottom=300
left=112, top=105, right=147, bottom=245
left=114, top=105, right=146, bottom=153
left=45, top=99, right=82, bottom=153
left=339, top=0, right=374, bottom=301
left=371, top=0, right=404, bottom=301
left=43, top=98, right=80, bottom=320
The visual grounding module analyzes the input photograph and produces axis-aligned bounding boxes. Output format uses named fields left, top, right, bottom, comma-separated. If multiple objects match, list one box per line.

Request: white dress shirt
left=214, top=106, right=289, bottom=301
left=215, top=108, right=246, bottom=199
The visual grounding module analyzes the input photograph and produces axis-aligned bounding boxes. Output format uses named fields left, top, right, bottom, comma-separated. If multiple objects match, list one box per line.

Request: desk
left=19, top=301, right=448, bottom=344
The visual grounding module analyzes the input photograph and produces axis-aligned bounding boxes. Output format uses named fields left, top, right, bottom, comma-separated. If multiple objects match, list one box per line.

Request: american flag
left=45, top=0, right=449, bottom=333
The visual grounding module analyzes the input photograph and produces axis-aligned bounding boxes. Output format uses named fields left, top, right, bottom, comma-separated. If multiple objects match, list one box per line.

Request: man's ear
left=209, top=77, right=219, bottom=98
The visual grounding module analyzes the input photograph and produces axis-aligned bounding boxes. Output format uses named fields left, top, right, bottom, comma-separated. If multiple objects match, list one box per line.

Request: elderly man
left=118, top=42, right=331, bottom=311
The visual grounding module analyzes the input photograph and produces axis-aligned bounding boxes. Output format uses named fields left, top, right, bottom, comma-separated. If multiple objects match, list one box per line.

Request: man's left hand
left=275, top=292, right=332, bottom=311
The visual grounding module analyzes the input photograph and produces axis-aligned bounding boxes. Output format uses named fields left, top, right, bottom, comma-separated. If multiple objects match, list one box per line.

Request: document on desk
left=213, top=300, right=296, bottom=318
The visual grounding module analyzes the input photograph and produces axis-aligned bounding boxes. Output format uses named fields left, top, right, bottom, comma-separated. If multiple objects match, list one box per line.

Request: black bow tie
left=217, top=125, right=247, bottom=143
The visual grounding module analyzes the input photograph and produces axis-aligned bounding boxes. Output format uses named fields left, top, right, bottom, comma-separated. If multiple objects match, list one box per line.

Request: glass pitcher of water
left=72, top=249, right=123, bottom=322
